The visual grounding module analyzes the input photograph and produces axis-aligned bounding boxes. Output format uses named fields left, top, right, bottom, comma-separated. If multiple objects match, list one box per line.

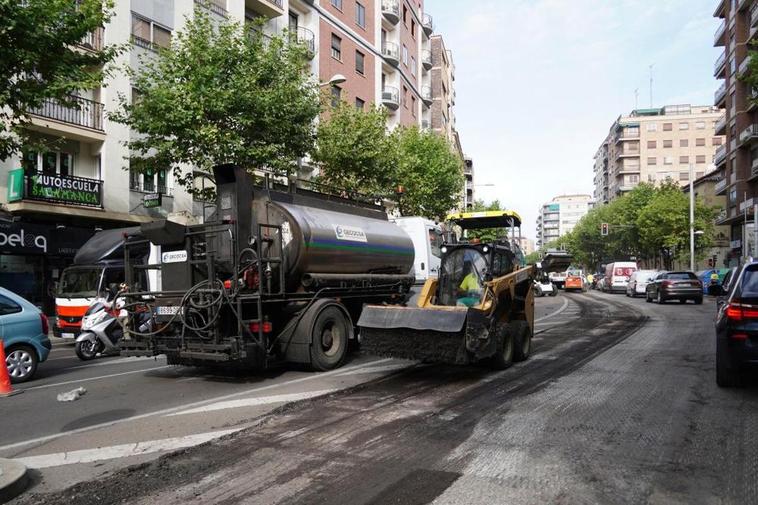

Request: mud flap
left=358, top=305, right=473, bottom=364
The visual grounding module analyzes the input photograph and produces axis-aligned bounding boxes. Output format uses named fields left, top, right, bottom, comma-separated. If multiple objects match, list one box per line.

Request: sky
left=429, top=0, right=721, bottom=240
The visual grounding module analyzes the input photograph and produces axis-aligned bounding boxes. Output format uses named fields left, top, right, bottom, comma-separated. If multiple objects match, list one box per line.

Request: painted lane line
left=167, top=389, right=338, bottom=416
left=17, top=366, right=172, bottom=392
left=0, top=358, right=393, bottom=453
left=63, top=355, right=164, bottom=371
left=334, top=363, right=415, bottom=376
left=535, top=297, right=569, bottom=323
left=15, top=428, right=243, bottom=469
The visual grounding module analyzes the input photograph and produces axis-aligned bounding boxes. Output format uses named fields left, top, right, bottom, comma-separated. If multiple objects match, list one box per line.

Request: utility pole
left=689, top=164, right=695, bottom=271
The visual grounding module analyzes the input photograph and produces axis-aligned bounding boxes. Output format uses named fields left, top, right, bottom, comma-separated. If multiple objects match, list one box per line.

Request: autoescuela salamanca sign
left=8, top=169, right=102, bottom=207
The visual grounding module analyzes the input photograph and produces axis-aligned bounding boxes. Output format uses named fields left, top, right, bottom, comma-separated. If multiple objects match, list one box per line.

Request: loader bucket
left=358, top=305, right=489, bottom=365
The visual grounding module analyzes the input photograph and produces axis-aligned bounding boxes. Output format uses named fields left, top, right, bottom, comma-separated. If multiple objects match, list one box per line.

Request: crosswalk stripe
left=166, top=389, right=338, bottom=416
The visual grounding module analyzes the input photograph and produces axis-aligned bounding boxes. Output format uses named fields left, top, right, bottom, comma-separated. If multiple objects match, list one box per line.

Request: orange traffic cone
left=0, top=341, right=22, bottom=397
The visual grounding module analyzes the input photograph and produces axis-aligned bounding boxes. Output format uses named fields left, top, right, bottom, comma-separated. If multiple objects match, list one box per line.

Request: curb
left=0, top=458, right=28, bottom=504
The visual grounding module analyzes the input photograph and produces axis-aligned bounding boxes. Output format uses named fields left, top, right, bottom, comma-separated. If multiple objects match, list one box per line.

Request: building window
left=647, top=123, right=657, bottom=132
left=403, top=4, right=407, bottom=24
left=24, top=150, right=74, bottom=176
left=696, top=138, right=706, bottom=146
left=331, top=34, right=341, bottom=60
left=355, top=50, right=365, bottom=75
left=696, top=121, right=706, bottom=129
left=402, top=44, right=408, bottom=66
left=713, top=137, right=723, bottom=146
left=679, top=172, right=689, bottom=181
left=132, top=14, right=172, bottom=50
left=355, top=2, right=365, bottom=28
left=331, top=85, right=341, bottom=107
left=663, top=123, right=673, bottom=131
left=647, top=157, right=657, bottom=165
left=411, top=96, right=416, bottom=116
left=402, top=85, right=408, bottom=107
left=411, top=56, right=416, bottom=76
left=647, top=140, right=656, bottom=149
left=679, top=122, right=689, bottom=130
left=664, top=156, right=673, bottom=165
left=411, top=19, right=416, bottom=39
left=355, top=97, right=365, bottom=110
left=331, top=0, right=343, bottom=10
left=680, top=155, right=689, bottom=164
left=680, top=139, right=688, bottom=147
left=663, top=139, right=672, bottom=148
left=696, top=154, right=706, bottom=164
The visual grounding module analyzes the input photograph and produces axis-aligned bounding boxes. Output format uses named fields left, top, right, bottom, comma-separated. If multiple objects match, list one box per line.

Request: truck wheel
left=302, top=301, right=351, bottom=371
left=512, top=320, right=532, bottom=362
left=490, top=324, right=514, bottom=370
left=716, top=338, right=742, bottom=387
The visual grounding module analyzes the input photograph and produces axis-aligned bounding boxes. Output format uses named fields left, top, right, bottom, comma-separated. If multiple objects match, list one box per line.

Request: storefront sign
left=25, top=173, right=102, bottom=207
left=143, top=193, right=162, bottom=208
left=0, top=222, right=93, bottom=255
left=7, top=169, right=23, bottom=202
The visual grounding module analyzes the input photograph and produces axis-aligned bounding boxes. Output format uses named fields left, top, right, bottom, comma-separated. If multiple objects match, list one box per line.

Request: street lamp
left=319, top=74, right=346, bottom=87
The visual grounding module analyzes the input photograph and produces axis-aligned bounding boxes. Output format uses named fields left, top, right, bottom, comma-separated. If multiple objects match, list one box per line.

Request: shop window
left=24, top=150, right=74, bottom=176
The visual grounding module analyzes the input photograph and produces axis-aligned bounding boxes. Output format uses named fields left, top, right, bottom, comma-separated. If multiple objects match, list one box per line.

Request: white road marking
left=535, top=297, right=569, bottom=323
left=63, top=356, right=163, bottom=370
left=15, top=428, right=243, bottom=469
left=167, top=389, right=338, bottom=416
left=18, top=366, right=172, bottom=392
left=334, top=362, right=414, bottom=376
left=0, top=358, right=393, bottom=453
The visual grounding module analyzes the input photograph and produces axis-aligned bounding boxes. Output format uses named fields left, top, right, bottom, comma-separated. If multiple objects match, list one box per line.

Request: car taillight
left=40, top=313, right=49, bottom=335
left=725, top=303, right=758, bottom=322
left=662, top=280, right=673, bottom=287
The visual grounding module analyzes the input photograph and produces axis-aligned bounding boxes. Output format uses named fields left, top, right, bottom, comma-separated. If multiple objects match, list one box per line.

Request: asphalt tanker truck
left=118, top=164, right=417, bottom=370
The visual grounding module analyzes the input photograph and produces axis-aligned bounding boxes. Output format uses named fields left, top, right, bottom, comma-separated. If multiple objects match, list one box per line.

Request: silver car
left=626, top=270, right=658, bottom=297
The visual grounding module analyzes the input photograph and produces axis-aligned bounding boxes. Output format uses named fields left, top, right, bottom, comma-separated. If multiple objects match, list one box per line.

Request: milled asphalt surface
left=14, top=290, right=754, bottom=504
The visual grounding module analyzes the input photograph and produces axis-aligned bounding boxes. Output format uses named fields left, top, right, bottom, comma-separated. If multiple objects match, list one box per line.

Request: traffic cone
left=0, top=341, right=22, bottom=397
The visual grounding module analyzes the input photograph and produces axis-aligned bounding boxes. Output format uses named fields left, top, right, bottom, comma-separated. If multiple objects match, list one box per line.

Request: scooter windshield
left=84, top=302, right=105, bottom=316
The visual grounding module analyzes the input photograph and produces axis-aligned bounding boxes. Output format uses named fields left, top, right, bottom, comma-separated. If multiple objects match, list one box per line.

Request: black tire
left=549, top=289, right=558, bottom=297
left=302, top=301, right=351, bottom=371
left=645, top=291, right=651, bottom=303
left=656, top=291, right=664, bottom=304
left=511, top=320, right=532, bottom=362
left=75, top=339, right=102, bottom=361
left=5, top=345, right=38, bottom=383
left=695, top=297, right=703, bottom=305
left=490, top=324, right=515, bottom=370
left=679, top=299, right=687, bottom=304
left=716, top=338, right=742, bottom=387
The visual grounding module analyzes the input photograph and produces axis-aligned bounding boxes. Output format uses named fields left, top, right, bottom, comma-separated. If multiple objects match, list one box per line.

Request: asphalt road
left=2, top=295, right=570, bottom=497
left=13, top=290, right=756, bottom=504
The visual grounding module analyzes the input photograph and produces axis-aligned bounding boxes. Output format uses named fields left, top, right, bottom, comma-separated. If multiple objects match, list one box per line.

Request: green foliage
left=0, top=0, right=119, bottom=160
left=110, top=12, right=320, bottom=192
left=393, top=126, right=465, bottom=220
left=466, top=199, right=505, bottom=243
left=524, top=251, right=541, bottom=264
left=313, top=102, right=395, bottom=195
left=560, top=182, right=718, bottom=269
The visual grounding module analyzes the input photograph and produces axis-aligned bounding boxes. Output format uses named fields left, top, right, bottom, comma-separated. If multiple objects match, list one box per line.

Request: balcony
left=381, top=41, right=399, bottom=66
left=245, top=0, right=284, bottom=18
left=750, top=158, right=758, bottom=180
left=27, top=95, right=104, bottom=141
left=195, top=0, right=228, bottom=18
left=294, top=26, right=315, bottom=58
left=739, top=124, right=758, bottom=146
left=739, top=54, right=753, bottom=78
left=77, top=26, right=104, bottom=52
left=422, top=13, right=433, bottom=36
left=421, top=86, right=433, bottom=106
left=752, top=1, right=758, bottom=28
left=715, top=208, right=728, bottom=224
left=381, top=0, right=400, bottom=25
left=714, top=144, right=728, bottom=166
left=714, top=51, right=727, bottom=78
left=421, top=49, right=432, bottom=70
left=714, top=19, right=726, bottom=46
left=381, top=86, right=400, bottom=110
left=715, top=114, right=727, bottom=135
left=715, top=81, right=727, bottom=106
left=715, top=177, right=728, bottom=195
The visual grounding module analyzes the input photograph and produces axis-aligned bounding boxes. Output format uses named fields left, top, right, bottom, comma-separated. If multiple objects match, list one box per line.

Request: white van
left=604, top=261, right=638, bottom=293
left=626, top=269, right=657, bottom=297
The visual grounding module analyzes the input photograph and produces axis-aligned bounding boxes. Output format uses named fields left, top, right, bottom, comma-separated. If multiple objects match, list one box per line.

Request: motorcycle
left=75, top=284, right=127, bottom=361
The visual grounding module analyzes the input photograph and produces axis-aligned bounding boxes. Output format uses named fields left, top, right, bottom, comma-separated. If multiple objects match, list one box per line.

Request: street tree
left=0, top=0, right=119, bottom=160
left=312, top=102, right=396, bottom=195
left=393, top=126, right=464, bottom=220
left=109, top=12, right=320, bottom=193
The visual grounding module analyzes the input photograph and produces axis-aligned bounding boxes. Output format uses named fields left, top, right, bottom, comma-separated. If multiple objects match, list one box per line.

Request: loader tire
left=299, top=300, right=351, bottom=371
left=511, top=320, right=533, bottom=362
left=489, top=324, right=514, bottom=370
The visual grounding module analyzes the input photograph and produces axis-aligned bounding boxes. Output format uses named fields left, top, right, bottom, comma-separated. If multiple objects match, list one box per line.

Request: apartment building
left=593, top=104, right=724, bottom=204
left=712, top=0, right=758, bottom=262
left=536, top=194, right=594, bottom=249
left=428, top=35, right=459, bottom=148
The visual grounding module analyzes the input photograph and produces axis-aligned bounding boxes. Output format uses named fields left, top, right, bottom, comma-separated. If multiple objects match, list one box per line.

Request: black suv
left=715, top=263, right=758, bottom=387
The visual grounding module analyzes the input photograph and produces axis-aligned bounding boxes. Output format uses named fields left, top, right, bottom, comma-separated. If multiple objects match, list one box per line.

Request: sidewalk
left=0, top=458, right=28, bottom=503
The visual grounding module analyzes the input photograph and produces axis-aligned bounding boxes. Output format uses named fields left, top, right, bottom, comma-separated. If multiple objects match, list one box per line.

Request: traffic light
left=707, top=258, right=714, bottom=268
left=601, top=223, right=609, bottom=236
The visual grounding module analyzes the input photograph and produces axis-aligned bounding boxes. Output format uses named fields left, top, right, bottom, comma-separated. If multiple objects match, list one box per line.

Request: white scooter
left=75, top=284, right=127, bottom=361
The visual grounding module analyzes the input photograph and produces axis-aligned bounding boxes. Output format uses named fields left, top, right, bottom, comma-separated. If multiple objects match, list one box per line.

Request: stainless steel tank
left=266, top=201, right=414, bottom=280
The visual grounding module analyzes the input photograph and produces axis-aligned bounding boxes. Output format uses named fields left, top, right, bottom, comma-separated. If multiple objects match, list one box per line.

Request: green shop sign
left=7, top=169, right=23, bottom=202
left=23, top=173, right=102, bottom=207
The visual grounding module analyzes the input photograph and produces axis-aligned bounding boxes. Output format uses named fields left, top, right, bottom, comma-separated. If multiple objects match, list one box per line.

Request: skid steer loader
left=358, top=210, right=571, bottom=368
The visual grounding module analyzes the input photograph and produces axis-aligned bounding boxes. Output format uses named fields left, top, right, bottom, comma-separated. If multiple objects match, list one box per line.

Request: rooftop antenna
left=649, top=64, right=654, bottom=108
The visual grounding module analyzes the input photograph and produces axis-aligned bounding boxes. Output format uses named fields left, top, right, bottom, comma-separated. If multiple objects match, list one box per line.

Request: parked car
left=626, top=270, right=658, bottom=297
left=0, top=287, right=51, bottom=383
left=645, top=271, right=703, bottom=304
left=604, top=262, right=638, bottom=293
left=715, top=262, right=758, bottom=387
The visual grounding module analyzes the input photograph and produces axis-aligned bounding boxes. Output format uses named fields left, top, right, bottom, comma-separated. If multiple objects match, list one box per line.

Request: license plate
left=156, top=306, right=180, bottom=315
left=61, top=332, right=75, bottom=339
